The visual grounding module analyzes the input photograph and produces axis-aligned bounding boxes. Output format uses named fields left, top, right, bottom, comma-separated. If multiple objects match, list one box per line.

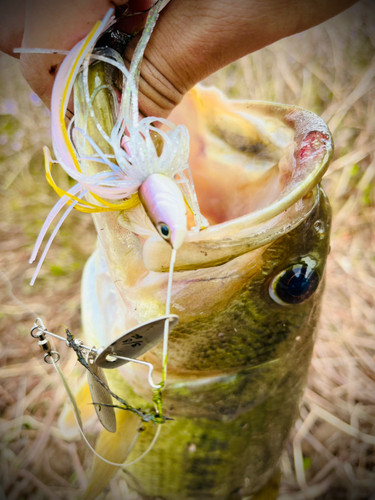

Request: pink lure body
left=139, top=173, right=187, bottom=250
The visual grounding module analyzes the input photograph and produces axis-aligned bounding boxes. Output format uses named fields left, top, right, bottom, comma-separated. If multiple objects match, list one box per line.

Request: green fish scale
left=125, top=365, right=304, bottom=499
left=122, top=192, right=331, bottom=498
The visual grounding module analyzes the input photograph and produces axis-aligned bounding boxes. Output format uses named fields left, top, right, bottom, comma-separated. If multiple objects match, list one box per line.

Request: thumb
left=19, top=0, right=153, bottom=108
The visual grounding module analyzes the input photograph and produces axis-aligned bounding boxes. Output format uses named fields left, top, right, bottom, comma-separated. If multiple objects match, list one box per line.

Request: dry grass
left=1, top=1, right=375, bottom=499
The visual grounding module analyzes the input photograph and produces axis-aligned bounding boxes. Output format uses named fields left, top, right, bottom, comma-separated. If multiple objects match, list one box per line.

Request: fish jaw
left=139, top=173, right=188, bottom=250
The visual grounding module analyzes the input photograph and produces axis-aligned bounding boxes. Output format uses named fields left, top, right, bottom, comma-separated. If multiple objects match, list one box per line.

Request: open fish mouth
left=140, top=85, right=333, bottom=272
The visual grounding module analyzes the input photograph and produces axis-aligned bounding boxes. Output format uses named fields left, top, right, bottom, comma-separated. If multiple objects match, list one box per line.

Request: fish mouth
left=143, top=85, right=333, bottom=272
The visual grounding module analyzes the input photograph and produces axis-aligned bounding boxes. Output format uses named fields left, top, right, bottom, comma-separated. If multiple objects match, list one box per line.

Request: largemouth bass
left=60, top=60, right=332, bottom=500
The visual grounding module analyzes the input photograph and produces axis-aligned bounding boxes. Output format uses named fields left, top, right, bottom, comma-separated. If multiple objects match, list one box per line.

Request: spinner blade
left=95, top=315, right=179, bottom=369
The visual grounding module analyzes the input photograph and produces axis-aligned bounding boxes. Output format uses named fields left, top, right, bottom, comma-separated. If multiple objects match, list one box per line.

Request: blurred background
left=1, top=1, right=375, bottom=498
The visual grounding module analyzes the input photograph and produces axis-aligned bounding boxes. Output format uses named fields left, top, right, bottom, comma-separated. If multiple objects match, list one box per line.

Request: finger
left=97, top=0, right=155, bottom=54
left=113, top=0, right=155, bottom=34
left=19, top=0, right=152, bottom=108
left=123, top=0, right=358, bottom=119
left=0, top=0, right=27, bottom=58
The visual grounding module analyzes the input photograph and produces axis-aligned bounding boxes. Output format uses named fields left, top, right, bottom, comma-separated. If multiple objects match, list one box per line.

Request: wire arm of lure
left=31, top=318, right=93, bottom=351
left=30, top=318, right=161, bottom=405
left=65, top=328, right=165, bottom=423
left=115, top=355, right=161, bottom=390
left=29, top=320, right=166, bottom=468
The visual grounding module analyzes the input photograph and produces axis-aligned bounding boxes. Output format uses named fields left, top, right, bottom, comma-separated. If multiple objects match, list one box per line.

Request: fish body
left=63, top=60, right=332, bottom=499
left=80, top=187, right=330, bottom=500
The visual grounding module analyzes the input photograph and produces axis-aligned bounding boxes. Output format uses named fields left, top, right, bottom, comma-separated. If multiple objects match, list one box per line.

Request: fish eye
left=157, top=222, right=170, bottom=239
left=269, top=259, right=320, bottom=306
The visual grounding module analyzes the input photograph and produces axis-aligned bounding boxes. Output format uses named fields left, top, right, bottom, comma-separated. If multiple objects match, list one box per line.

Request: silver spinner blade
left=87, top=363, right=117, bottom=433
left=95, top=315, right=179, bottom=369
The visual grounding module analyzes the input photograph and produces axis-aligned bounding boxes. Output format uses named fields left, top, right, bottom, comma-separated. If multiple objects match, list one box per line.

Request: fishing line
left=123, top=424, right=161, bottom=468
left=52, top=359, right=161, bottom=468
left=67, top=115, right=75, bottom=142
left=2, top=266, right=163, bottom=468
left=13, top=48, right=70, bottom=55
left=0, top=269, right=37, bottom=318
left=162, top=248, right=177, bottom=385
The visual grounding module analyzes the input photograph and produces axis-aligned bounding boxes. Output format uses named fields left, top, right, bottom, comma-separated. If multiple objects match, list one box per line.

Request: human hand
left=0, top=0, right=357, bottom=117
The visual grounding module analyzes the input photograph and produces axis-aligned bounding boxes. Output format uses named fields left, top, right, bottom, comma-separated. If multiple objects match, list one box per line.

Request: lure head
left=139, top=173, right=187, bottom=250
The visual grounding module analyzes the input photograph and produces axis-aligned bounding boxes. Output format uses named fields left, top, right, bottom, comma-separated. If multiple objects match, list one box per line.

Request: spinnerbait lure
left=20, top=1, right=203, bottom=468
left=26, top=1, right=205, bottom=287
